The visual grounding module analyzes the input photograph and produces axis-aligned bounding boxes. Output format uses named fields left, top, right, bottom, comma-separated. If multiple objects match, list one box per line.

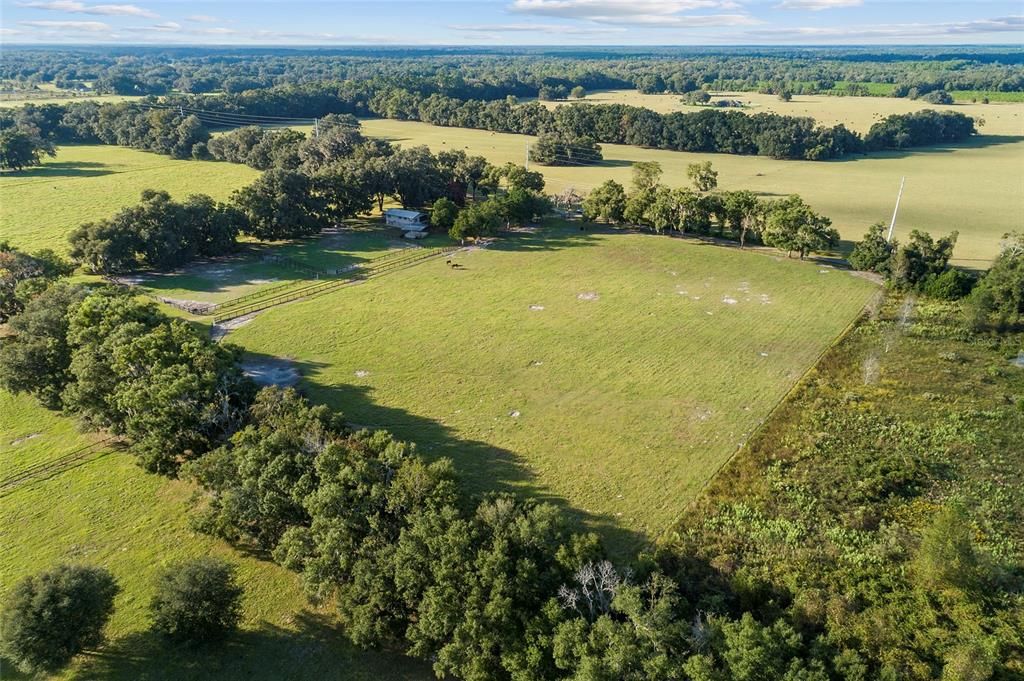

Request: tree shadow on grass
left=138, top=223, right=404, bottom=297
left=2, top=160, right=113, bottom=179
left=74, top=610, right=430, bottom=681
left=829, top=133, right=1024, bottom=162
left=489, top=222, right=605, bottom=253
left=242, top=352, right=645, bottom=558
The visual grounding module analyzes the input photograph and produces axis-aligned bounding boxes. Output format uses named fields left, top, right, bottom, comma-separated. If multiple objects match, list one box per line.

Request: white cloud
left=185, top=14, right=219, bottom=23
left=450, top=23, right=626, bottom=34
left=508, top=0, right=754, bottom=28
left=19, top=19, right=112, bottom=30
left=195, top=27, right=237, bottom=35
left=775, top=0, right=862, bottom=10
left=123, top=21, right=181, bottom=32
left=745, top=15, right=1024, bottom=41
left=1, top=27, right=25, bottom=35
left=510, top=0, right=737, bottom=17
left=17, top=1, right=158, bottom=18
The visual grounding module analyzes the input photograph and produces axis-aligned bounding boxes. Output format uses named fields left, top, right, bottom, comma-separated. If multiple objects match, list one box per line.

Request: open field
left=0, top=391, right=431, bottom=681
left=0, top=93, right=140, bottom=108
left=0, top=146, right=258, bottom=254
left=219, top=224, right=877, bottom=554
left=538, top=88, right=1024, bottom=134
left=357, top=107, right=1024, bottom=266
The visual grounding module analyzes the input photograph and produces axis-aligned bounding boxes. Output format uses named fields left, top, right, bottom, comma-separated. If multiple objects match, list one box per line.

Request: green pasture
left=359, top=101, right=1024, bottom=266
left=223, top=224, right=877, bottom=554
left=0, top=391, right=431, bottom=681
left=0, top=145, right=258, bottom=254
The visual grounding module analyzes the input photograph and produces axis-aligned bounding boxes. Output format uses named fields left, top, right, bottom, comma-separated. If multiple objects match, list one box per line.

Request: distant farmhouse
left=385, top=209, right=429, bottom=239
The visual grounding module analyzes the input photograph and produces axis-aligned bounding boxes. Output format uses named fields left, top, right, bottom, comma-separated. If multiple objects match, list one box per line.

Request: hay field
left=358, top=103, right=1024, bottom=266
left=225, top=225, right=877, bottom=554
left=0, top=145, right=258, bottom=253
left=0, top=391, right=431, bottom=681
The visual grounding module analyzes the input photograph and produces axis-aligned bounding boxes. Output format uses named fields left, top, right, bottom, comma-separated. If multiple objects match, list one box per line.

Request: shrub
left=0, top=565, right=118, bottom=674
left=150, top=557, right=243, bottom=644
left=921, top=269, right=975, bottom=300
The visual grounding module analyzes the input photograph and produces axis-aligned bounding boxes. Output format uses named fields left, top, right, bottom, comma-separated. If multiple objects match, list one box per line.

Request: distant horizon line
left=2, top=42, right=1023, bottom=49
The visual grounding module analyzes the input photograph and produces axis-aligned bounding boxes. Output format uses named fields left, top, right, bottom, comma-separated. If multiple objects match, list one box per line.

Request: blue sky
left=1, top=0, right=1022, bottom=46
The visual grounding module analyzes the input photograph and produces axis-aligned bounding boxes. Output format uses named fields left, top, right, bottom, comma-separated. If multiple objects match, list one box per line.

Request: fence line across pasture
left=211, top=245, right=457, bottom=324
left=0, top=436, right=118, bottom=497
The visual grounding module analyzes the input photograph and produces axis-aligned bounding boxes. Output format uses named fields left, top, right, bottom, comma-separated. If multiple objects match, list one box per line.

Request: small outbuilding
left=385, top=209, right=429, bottom=231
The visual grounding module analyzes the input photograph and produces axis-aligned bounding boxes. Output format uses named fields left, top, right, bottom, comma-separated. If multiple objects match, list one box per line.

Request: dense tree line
left=4, top=46, right=1023, bottom=100
left=3, top=77, right=977, bottom=165
left=582, top=161, right=839, bottom=258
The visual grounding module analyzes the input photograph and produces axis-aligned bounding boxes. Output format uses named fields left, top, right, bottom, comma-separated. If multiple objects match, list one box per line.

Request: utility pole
left=887, top=176, right=905, bottom=242
left=525, top=142, right=530, bottom=170
left=314, top=118, right=320, bottom=139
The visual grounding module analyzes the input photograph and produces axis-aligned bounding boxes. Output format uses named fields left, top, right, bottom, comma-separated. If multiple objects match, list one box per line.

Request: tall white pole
left=887, top=176, right=905, bottom=242
left=314, top=118, right=320, bottom=139
left=525, top=142, right=530, bottom=170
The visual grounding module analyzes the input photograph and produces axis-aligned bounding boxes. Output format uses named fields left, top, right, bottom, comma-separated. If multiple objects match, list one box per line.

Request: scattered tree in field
left=430, top=197, right=459, bottom=231
left=150, top=557, right=243, bottom=645
left=682, top=90, right=711, bottom=105
left=530, top=132, right=602, bottom=166
left=570, top=86, right=586, bottom=99
left=778, top=90, right=794, bottom=102
left=631, top=161, right=663, bottom=192
left=687, top=161, right=719, bottom=193
left=0, top=565, right=118, bottom=675
left=849, top=222, right=895, bottom=273
left=762, top=195, right=838, bottom=259
left=0, top=127, right=55, bottom=170
left=450, top=200, right=501, bottom=241
left=582, top=180, right=627, bottom=224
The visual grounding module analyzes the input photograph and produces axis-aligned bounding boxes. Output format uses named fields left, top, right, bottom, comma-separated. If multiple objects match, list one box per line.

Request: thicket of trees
left=68, top=190, right=242, bottom=273
left=849, top=223, right=973, bottom=297
left=0, top=241, right=73, bottom=322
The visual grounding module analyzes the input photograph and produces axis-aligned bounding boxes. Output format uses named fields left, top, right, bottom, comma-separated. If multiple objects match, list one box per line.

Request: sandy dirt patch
left=241, top=357, right=299, bottom=388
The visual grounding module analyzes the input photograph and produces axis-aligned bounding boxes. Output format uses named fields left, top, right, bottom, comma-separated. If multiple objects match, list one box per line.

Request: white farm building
left=385, top=209, right=430, bottom=238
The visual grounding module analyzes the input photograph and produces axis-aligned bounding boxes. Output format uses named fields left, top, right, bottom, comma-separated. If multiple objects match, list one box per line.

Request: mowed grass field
left=224, top=225, right=877, bottom=554
left=0, top=145, right=258, bottom=253
left=355, top=103, right=1023, bottom=267
left=0, top=391, right=431, bottom=681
